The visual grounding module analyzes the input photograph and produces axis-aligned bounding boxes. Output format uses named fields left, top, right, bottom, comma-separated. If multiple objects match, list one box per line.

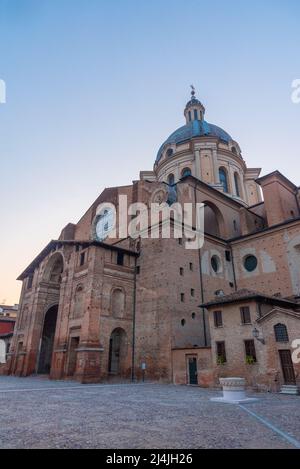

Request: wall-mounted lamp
left=252, top=327, right=265, bottom=344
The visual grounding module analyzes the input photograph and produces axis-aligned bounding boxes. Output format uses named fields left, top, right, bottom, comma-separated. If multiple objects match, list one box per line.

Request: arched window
left=111, top=288, right=125, bottom=318
left=274, top=323, right=289, bottom=342
left=211, top=255, right=221, bottom=273
left=231, top=146, right=237, bottom=154
left=181, top=167, right=191, bottom=178
left=194, top=109, right=198, bottom=120
left=219, top=168, right=228, bottom=193
left=234, top=172, right=241, bottom=197
left=73, top=285, right=85, bottom=318
left=167, top=174, right=175, bottom=185
left=49, top=258, right=63, bottom=283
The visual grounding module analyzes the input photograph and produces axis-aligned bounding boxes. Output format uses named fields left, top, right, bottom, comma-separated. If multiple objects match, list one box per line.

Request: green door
left=188, top=357, right=198, bottom=385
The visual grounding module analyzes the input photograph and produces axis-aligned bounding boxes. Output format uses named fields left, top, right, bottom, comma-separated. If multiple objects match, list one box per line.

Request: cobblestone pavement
left=1, top=376, right=300, bottom=449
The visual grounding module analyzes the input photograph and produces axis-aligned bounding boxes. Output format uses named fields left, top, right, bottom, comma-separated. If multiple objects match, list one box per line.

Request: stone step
left=280, top=385, right=299, bottom=395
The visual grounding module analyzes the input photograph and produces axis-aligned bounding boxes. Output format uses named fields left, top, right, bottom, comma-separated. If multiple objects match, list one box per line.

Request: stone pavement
left=1, top=376, right=300, bottom=449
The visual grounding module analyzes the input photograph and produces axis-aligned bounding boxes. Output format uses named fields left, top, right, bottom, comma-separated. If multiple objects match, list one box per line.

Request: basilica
left=3, top=91, right=300, bottom=392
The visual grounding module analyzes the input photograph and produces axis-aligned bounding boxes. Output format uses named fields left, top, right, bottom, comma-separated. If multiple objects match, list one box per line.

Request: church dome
left=149, top=88, right=254, bottom=206
left=156, top=120, right=232, bottom=163
left=155, top=88, right=234, bottom=164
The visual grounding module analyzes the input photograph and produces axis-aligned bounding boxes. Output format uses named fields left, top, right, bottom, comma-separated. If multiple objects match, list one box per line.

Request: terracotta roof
left=257, top=307, right=300, bottom=323
left=256, top=170, right=297, bottom=190
left=0, top=305, right=18, bottom=311
left=0, top=332, right=13, bottom=339
left=17, top=239, right=139, bottom=281
left=0, top=317, right=16, bottom=323
left=200, top=289, right=299, bottom=309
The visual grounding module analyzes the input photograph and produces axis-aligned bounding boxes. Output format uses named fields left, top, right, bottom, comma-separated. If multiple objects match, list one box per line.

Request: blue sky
left=0, top=0, right=299, bottom=303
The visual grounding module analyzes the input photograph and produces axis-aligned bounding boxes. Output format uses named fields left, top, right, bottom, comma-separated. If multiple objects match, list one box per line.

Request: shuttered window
left=214, top=311, right=223, bottom=328
left=240, top=306, right=251, bottom=324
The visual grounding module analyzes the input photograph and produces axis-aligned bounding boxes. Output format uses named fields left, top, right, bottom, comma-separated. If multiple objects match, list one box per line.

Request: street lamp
left=252, top=327, right=265, bottom=344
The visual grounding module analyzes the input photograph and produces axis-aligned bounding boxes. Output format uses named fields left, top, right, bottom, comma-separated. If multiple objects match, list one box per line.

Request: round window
left=211, top=255, right=220, bottom=273
left=244, top=255, right=258, bottom=272
left=166, top=148, right=174, bottom=157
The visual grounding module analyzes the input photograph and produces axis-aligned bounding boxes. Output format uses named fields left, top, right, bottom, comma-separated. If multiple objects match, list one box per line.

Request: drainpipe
left=131, top=257, right=137, bottom=382
left=230, top=245, right=238, bottom=292
left=198, top=249, right=208, bottom=347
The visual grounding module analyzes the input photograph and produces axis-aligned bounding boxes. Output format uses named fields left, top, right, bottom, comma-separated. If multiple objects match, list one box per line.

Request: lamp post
left=252, top=327, right=265, bottom=344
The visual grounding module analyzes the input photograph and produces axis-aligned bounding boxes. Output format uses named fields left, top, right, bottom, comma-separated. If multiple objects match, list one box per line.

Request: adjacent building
left=0, top=304, right=18, bottom=366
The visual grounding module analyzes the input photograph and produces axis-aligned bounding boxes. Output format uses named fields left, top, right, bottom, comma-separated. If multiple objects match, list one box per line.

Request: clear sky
left=0, top=0, right=299, bottom=304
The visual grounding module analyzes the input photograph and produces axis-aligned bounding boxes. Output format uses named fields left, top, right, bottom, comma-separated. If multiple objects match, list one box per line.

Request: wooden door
left=279, top=350, right=296, bottom=384
left=188, top=357, right=198, bottom=385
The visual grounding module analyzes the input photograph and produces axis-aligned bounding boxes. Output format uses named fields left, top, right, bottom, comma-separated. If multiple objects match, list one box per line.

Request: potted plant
left=245, top=355, right=256, bottom=365
left=217, top=355, right=226, bottom=365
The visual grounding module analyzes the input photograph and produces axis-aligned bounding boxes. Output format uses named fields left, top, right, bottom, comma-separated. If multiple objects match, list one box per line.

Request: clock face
left=95, top=208, right=115, bottom=241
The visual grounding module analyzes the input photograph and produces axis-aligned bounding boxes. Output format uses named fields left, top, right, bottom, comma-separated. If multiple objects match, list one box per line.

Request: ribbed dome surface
left=156, top=120, right=232, bottom=163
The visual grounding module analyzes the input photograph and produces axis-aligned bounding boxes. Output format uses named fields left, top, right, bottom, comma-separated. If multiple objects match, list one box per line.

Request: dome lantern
left=184, top=85, right=205, bottom=124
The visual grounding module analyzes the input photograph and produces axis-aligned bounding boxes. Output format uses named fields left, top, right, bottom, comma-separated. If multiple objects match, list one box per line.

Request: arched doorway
left=36, top=252, right=64, bottom=375
left=37, top=305, right=58, bottom=374
left=108, top=328, right=127, bottom=375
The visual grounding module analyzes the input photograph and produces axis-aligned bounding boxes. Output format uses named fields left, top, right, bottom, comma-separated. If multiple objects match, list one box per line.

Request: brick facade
left=6, top=95, right=300, bottom=388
